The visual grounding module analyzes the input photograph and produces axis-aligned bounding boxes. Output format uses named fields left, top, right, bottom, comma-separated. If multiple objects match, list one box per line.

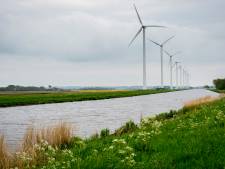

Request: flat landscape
left=1, top=0, right=225, bottom=169
left=0, top=89, right=171, bottom=107
left=1, top=90, right=225, bottom=169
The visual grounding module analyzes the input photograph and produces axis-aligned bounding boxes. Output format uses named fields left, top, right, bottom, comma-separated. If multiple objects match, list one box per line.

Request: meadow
left=0, top=89, right=171, bottom=107
left=1, top=95, right=225, bottom=169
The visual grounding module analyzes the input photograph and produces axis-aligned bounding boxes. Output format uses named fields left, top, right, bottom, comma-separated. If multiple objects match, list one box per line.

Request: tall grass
left=184, top=95, right=219, bottom=108
left=0, top=122, right=73, bottom=169
left=22, top=122, right=72, bottom=150
left=0, top=135, right=10, bottom=169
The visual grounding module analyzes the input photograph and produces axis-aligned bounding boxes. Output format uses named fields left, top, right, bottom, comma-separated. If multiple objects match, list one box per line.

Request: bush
left=213, top=78, right=225, bottom=90
left=100, top=128, right=110, bottom=138
left=155, top=110, right=177, bottom=121
left=114, top=120, right=137, bottom=136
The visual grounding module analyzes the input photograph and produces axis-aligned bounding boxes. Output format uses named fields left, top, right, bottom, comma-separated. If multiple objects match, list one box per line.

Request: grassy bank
left=213, top=89, right=225, bottom=93
left=1, top=95, right=225, bottom=169
left=0, top=89, right=171, bottom=107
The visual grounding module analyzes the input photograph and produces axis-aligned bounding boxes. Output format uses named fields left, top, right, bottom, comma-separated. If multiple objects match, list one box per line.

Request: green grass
left=208, top=88, right=225, bottom=93
left=17, top=96, right=225, bottom=169
left=214, top=89, right=225, bottom=93
left=0, top=89, right=172, bottom=107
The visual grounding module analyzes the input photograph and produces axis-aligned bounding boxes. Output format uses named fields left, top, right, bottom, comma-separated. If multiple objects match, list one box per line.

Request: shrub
left=155, top=110, right=177, bottom=121
left=213, top=78, right=225, bottom=90
left=90, top=133, right=99, bottom=140
left=114, top=120, right=137, bottom=136
left=100, top=128, right=110, bottom=138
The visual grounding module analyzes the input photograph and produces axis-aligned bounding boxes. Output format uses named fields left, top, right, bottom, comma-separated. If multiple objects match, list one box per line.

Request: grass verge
left=209, top=89, right=225, bottom=94
left=0, top=89, right=172, bottom=107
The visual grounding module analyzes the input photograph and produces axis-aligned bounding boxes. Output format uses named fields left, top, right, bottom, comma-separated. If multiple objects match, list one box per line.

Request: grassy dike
left=0, top=89, right=172, bottom=107
left=2, top=96, right=225, bottom=169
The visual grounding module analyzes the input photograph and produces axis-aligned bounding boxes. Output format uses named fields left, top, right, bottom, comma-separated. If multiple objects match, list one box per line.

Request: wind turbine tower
left=174, top=61, right=180, bottom=89
left=183, top=69, right=186, bottom=88
left=179, top=65, right=182, bottom=88
left=129, top=4, right=165, bottom=89
left=164, top=51, right=180, bottom=89
left=149, top=36, right=175, bottom=88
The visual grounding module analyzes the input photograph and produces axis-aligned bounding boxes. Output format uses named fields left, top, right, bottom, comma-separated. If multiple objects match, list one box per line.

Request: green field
left=0, top=89, right=171, bottom=107
left=14, top=96, right=225, bottom=169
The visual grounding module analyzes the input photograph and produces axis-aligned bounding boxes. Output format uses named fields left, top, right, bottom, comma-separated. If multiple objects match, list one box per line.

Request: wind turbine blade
left=172, top=51, right=182, bottom=56
left=128, top=27, right=143, bottom=46
left=162, top=35, right=175, bottom=45
left=145, top=25, right=166, bottom=28
left=149, top=39, right=160, bottom=46
left=133, top=4, right=143, bottom=26
left=163, top=50, right=170, bottom=56
left=172, top=62, right=176, bottom=68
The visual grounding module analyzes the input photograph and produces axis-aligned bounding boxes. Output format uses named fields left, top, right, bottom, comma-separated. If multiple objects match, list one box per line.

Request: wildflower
left=118, top=150, right=126, bottom=154
left=108, top=145, right=114, bottom=150
left=106, top=138, right=136, bottom=167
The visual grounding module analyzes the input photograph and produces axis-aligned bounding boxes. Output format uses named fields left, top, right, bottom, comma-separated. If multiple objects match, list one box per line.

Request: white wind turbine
left=187, top=72, right=190, bottom=87
left=183, top=68, right=186, bottom=88
left=174, top=61, right=180, bottom=89
left=164, top=51, right=181, bottom=89
left=183, top=69, right=189, bottom=88
left=149, top=36, right=175, bottom=88
left=179, top=65, right=183, bottom=88
left=129, top=4, right=165, bottom=89
left=182, top=68, right=186, bottom=88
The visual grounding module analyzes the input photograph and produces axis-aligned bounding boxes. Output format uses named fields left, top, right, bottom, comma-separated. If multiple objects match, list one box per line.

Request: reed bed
left=22, top=122, right=72, bottom=150
left=184, top=95, right=220, bottom=108
left=0, top=135, right=10, bottom=169
left=0, top=122, right=73, bottom=169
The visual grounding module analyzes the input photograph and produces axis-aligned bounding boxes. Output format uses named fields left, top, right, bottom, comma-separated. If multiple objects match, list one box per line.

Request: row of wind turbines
left=129, top=4, right=190, bottom=90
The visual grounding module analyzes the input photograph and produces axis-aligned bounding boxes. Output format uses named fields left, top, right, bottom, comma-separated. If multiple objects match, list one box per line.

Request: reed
left=0, top=122, right=73, bottom=169
left=184, top=95, right=219, bottom=108
left=0, top=135, right=10, bottom=169
left=22, top=122, right=73, bottom=150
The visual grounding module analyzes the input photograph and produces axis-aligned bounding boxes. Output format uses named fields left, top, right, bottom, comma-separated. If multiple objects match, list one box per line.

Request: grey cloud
left=0, top=0, right=225, bottom=86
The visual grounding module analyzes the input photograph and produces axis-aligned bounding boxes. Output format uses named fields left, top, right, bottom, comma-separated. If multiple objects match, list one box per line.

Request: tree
left=213, top=78, right=225, bottom=90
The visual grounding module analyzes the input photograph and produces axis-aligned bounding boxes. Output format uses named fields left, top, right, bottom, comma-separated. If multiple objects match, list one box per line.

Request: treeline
left=213, top=78, right=225, bottom=90
left=0, top=85, right=62, bottom=91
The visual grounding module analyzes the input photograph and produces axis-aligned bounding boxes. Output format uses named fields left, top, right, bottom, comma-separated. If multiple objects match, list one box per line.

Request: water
left=0, top=89, right=219, bottom=149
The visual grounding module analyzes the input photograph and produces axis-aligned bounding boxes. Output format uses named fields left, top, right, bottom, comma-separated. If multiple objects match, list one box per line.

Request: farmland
left=0, top=89, right=172, bottom=107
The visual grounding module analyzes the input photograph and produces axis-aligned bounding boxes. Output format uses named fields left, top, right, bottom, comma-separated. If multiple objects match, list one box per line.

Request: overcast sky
left=0, top=0, right=225, bottom=87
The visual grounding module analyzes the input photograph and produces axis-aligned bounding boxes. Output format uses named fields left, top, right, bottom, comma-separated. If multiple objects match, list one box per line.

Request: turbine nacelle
left=129, top=3, right=166, bottom=89
left=129, top=4, right=166, bottom=47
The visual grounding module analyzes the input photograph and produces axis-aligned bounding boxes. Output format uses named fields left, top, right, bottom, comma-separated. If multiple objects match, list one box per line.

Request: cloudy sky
left=0, top=0, right=225, bottom=87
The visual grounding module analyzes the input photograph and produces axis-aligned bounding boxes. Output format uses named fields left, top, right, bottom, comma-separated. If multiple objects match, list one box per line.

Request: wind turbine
left=179, top=65, right=182, bottom=88
left=149, top=35, right=175, bottom=88
left=187, top=72, right=190, bottom=87
left=183, top=69, right=186, bottom=88
left=184, top=70, right=189, bottom=88
left=174, top=61, right=180, bottom=89
left=129, top=4, right=165, bottom=89
left=164, top=51, right=181, bottom=89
